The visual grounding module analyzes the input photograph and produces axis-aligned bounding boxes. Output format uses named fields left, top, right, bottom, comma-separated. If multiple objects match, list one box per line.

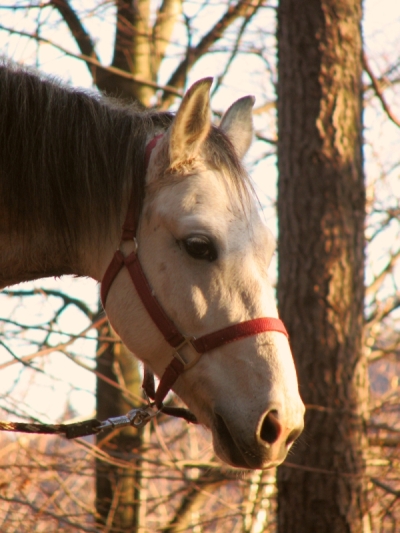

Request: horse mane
left=0, top=62, right=251, bottom=259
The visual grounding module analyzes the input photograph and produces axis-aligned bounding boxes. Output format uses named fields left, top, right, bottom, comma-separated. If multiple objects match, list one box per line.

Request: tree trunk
left=96, top=321, right=144, bottom=531
left=276, top=1, right=370, bottom=532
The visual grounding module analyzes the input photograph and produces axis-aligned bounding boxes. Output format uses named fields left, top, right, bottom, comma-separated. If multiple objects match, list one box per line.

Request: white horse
left=0, top=64, right=304, bottom=469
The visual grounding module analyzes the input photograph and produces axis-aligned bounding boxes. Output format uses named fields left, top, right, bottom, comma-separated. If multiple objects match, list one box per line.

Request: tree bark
left=94, top=0, right=182, bottom=106
left=276, top=1, right=370, bottom=532
left=96, top=321, right=143, bottom=531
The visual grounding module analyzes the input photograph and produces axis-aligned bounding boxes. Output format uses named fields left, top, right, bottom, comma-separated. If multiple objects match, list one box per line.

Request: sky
left=0, top=0, right=399, bottom=422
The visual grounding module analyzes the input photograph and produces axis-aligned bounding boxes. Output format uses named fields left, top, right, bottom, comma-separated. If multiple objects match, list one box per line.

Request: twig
left=160, top=0, right=263, bottom=108
left=371, top=478, right=400, bottom=498
left=363, top=51, right=400, bottom=128
left=0, top=23, right=182, bottom=96
left=0, top=316, right=107, bottom=370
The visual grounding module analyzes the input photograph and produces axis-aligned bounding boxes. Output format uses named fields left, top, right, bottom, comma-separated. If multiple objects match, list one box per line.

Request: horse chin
left=212, top=414, right=266, bottom=470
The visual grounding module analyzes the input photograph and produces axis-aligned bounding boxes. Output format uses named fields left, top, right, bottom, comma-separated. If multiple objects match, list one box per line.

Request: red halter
left=101, top=135, right=288, bottom=411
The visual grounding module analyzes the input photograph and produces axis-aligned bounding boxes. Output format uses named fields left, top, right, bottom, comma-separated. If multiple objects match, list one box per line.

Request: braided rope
left=0, top=419, right=102, bottom=439
left=0, top=405, right=197, bottom=440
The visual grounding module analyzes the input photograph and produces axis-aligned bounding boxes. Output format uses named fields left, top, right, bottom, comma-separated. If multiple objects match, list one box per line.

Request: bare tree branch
left=160, top=0, right=264, bottom=109
left=211, top=5, right=254, bottom=97
left=371, top=478, right=400, bottom=498
left=366, top=295, right=400, bottom=325
left=3, top=287, right=95, bottom=318
left=366, top=248, right=400, bottom=298
left=162, top=475, right=226, bottom=533
left=153, top=0, right=182, bottom=74
left=363, top=51, right=400, bottom=128
left=49, top=0, right=99, bottom=67
left=0, top=23, right=182, bottom=96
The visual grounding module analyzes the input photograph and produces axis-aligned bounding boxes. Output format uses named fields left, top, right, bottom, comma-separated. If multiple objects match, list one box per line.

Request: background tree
left=276, top=0, right=398, bottom=532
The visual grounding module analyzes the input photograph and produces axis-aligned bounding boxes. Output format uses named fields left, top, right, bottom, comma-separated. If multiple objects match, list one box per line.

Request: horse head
left=102, top=79, right=305, bottom=469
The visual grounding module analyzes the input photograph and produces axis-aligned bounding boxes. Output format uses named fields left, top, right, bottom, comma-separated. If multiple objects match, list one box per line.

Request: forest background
left=0, top=1, right=399, bottom=532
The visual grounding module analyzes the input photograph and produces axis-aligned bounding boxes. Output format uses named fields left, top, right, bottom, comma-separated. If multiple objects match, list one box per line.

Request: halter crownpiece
left=100, top=134, right=288, bottom=419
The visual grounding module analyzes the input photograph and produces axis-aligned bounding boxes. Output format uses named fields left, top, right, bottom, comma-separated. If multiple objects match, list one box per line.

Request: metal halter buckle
left=172, top=336, right=202, bottom=370
left=130, top=405, right=158, bottom=428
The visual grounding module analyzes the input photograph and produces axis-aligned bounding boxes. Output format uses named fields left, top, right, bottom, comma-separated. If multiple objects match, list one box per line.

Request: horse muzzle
left=212, top=403, right=305, bottom=470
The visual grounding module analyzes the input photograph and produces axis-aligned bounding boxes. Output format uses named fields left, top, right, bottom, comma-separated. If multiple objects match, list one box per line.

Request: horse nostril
left=260, top=409, right=282, bottom=445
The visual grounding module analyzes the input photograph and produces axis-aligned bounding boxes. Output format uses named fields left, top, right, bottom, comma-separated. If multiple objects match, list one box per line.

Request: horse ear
left=219, top=95, right=255, bottom=159
left=168, top=77, right=213, bottom=169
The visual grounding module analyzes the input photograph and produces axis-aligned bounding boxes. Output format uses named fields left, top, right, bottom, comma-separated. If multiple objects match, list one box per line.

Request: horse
left=0, top=62, right=304, bottom=470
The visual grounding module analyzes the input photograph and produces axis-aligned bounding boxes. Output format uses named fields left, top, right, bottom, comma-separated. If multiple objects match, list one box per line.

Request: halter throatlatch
left=100, top=134, right=288, bottom=425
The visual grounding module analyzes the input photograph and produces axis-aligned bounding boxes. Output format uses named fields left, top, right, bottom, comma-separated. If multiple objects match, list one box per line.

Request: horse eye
left=182, top=235, right=218, bottom=262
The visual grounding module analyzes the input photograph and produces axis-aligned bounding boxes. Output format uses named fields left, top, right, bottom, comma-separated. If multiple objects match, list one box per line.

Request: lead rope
left=0, top=400, right=197, bottom=440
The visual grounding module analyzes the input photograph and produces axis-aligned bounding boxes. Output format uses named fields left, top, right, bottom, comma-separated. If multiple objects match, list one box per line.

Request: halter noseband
left=100, top=134, right=288, bottom=416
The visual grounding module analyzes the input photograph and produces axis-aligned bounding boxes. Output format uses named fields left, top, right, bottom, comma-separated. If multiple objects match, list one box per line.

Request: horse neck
left=0, top=200, right=123, bottom=290
left=0, top=65, right=151, bottom=290
left=0, top=224, right=72, bottom=289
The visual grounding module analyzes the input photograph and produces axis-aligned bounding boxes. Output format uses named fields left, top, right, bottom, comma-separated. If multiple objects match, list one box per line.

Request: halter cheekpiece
left=100, top=134, right=289, bottom=426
